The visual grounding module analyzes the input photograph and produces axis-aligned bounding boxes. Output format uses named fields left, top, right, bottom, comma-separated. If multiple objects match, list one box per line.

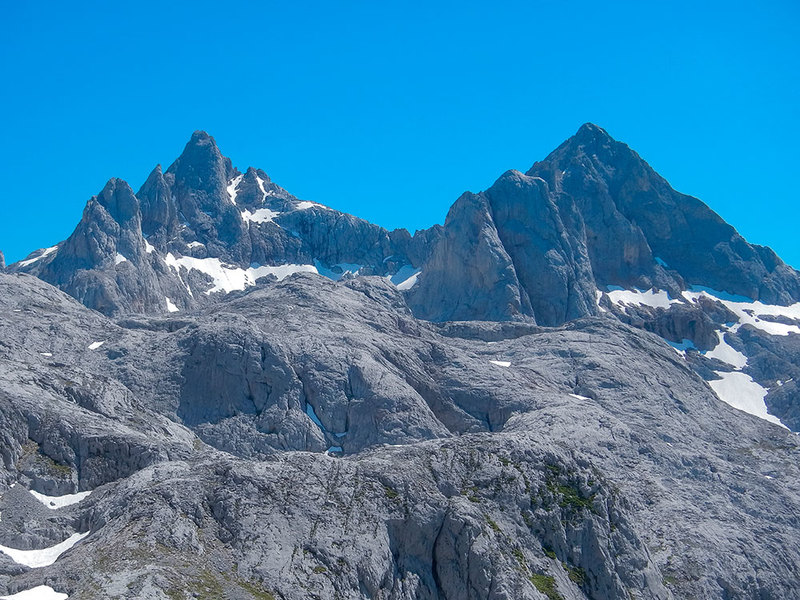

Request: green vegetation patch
left=529, top=574, right=564, bottom=600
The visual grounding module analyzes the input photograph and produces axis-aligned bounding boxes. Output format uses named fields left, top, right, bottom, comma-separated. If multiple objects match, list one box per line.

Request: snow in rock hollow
left=489, top=360, right=511, bottom=368
left=0, top=532, right=89, bottom=568
left=0, top=585, right=69, bottom=600
left=17, top=246, right=58, bottom=268
left=114, top=253, right=128, bottom=265
left=569, top=393, right=591, bottom=401
left=606, top=287, right=679, bottom=310
left=165, top=254, right=317, bottom=294
left=165, top=297, right=179, bottom=313
left=705, top=331, right=747, bottom=369
left=241, top=208, right=280, bottom=224
left=388, top=265, right=421, bottom=290
left=295, top=201, right=325, bottom=210
left=29, top=489, right=91, bottom=510
left=684, top=287, right=800, bottom=336
left=144, top=239, right=155, bottom=254
left=226, top=174, right=243, bottom=205
left=708, top=371, right=787, bottom=428
left=315, top=261, right=363, bottom=282
left=87, top=341, right=105, bottom=350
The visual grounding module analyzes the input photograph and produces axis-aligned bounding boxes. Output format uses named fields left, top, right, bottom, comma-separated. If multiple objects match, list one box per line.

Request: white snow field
left=28, top=490, right=91, bottom=510
left=0, top=532, right=89, bottom=568
left=0, top=585, right=68, bottom=599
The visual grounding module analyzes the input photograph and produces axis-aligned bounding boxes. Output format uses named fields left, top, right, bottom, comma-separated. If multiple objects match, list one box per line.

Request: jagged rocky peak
left=138, top=163, right=177, bottom=241
left=95, top=177, right=141, bottom=227
left=165, top=130, right=235, bottom=215
left=529, top=123, right=800, bottom=304
left=409, top=165, right=600, bottom=326
left=0, top=250, right=5, bottom=271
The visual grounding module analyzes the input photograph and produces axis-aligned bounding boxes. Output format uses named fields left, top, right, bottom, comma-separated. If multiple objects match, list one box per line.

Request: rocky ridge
left=2, top=125, right=800, bottom=599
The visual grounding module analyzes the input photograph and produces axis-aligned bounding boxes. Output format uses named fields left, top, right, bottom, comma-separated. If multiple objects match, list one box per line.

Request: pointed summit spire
left=138, top=164, right=177, bottom=237
left=97, top=178, right=140, bottom=226
left=574, top=122, right=612, bottom=142
left=166, top=131, right=234, bottom=206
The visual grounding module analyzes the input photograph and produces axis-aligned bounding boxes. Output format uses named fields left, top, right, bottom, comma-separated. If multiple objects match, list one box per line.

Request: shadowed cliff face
left=528, top=123, right=800, bottom=304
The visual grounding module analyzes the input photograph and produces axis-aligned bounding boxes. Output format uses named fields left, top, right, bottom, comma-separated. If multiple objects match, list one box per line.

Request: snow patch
left=0, top=532, right=89, bottom=568
left=186, top=241, right=205, bottom=249
left=165, top=297, right=179, bottom=313
left=295, top=201, right=324, bottom=211
left=489, top=360, right=511, bottom=368
left=29, top=489, right=91, bottom=510
left=17, top=246, right=58, bottom=268
left=0, top=585, right=69, bottom=600
left=165, top=254, right=316, bottom=294
left=315, top=261, right=362, bottom=281
left=708, top=371, right=787, bottom=428
left=594, top=289, right=607, bottom=313
left=388, top=266, right=422, bottom=291
left=569, top=393, right=591, bottom=401
left=144, top=240, right=155, bottom=254
left=87, top=341, right=105, bottom=350
left=684, top=288, right=800, bottom=336
left=114, top=253, right=128, bottom=265
left=226, top=174, right=243, bottom=205
left=40, top=353, right=52, bottom=358
left=241, top=208, right=280, bottom=224
left=705, top=331, right=747, bottom=369
left=607, top=288, right=679, bottom=310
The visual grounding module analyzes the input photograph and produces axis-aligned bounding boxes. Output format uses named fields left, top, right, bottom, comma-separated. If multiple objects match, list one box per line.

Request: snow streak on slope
left=708, top=372, right=786, bottom=428
left=606, top=288, right=679, bottom=310
left=0, top=532, right=89, bottom=568
left=164, top=254, right=317, bottom=294
left=16, top=247, right=58, bottom=268
left=0, top=585, right=68, bottom=600
left=684, top=288, right=800, bottom=336
left=29, top=489, right=91, bottom=510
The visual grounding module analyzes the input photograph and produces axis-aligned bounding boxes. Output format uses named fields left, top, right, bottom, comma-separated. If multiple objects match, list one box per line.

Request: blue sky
left=1, top=1, right=798, bottom=267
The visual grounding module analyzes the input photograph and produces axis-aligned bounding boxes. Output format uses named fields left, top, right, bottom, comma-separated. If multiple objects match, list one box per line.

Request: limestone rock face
left=528, top=123, right=800, bottom=304
left=0, top=270, right=799, bottom=599
left=2, top=126, right=800, bottom=599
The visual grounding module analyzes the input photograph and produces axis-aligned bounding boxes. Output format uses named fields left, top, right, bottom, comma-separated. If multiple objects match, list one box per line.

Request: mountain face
left=2, top=125, right=800, bottom=599
left=13, top=131, right=437, bottom=316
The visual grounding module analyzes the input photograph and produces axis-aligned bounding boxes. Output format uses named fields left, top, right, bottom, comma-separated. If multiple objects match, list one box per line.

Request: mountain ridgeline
left=2, top=125, right=800, bottom=599
left=12, top=124, right=800, bottom=325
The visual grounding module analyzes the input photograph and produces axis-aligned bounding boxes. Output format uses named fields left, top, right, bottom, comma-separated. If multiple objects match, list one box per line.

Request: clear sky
left=1, top=1, right=798, bottom=267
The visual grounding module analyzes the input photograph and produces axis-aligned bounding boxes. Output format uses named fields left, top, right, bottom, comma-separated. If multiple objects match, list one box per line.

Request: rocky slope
left=0, top=271, right=798, bottom=599
left=1, top=125, right=799, bottom=599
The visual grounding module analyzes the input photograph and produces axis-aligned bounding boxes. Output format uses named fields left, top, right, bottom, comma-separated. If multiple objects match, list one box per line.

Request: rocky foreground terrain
left=0, top=125, right=798, bottom=599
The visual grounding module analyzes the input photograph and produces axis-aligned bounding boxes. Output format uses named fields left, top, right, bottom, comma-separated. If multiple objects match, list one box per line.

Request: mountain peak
left=572, top=122, right=614, bottom=147
left=189, top=130, right=216, bottom=145
left=97, top=178, right=140, bottom=225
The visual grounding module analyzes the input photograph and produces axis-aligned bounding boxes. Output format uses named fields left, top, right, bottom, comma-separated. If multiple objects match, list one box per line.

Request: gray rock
left=528, top=123, right=800, bottom=304
left=0, top=270, right=798, bottom=599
